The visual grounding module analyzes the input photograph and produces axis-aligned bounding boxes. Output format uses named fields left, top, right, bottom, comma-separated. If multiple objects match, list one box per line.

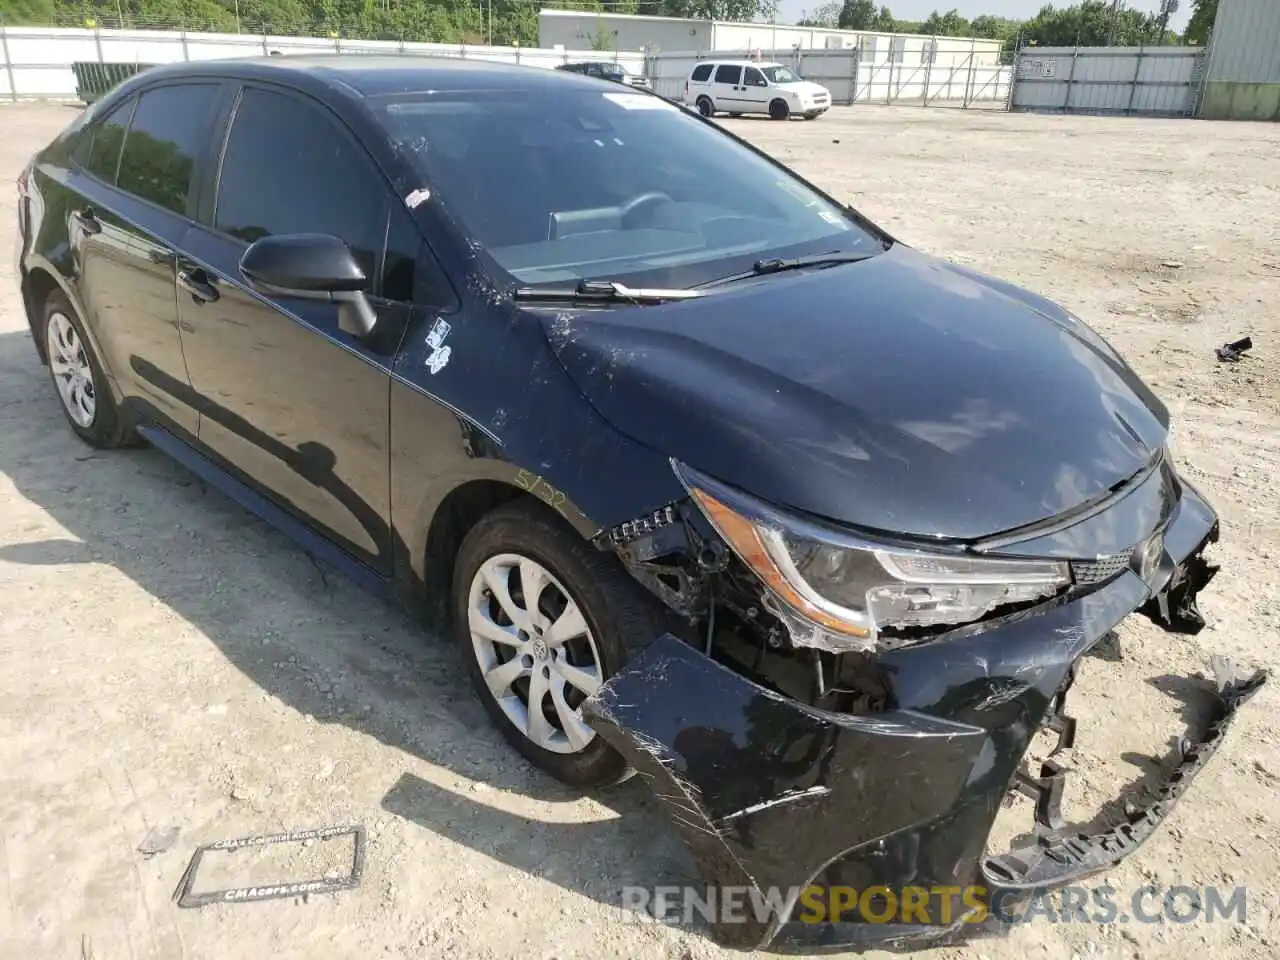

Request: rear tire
left=769, top=98, right=790, bottom=121
left=696, top=96, right=715, bottom=117
left=39, top=289, right=135, bottom=449
left=452, top=500, right=663, bottom=788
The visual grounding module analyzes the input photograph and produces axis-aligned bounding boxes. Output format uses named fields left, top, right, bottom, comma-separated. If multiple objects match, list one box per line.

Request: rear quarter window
left=81, top=98, right=136, bottom=184
left=691, top=64, right=713, bottom=82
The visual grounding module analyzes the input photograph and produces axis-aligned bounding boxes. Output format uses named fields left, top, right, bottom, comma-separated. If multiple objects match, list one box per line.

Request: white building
left=538, top=9, right=1003, bottom=66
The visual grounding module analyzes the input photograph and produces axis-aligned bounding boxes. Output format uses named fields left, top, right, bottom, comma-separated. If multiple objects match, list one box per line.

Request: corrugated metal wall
left=1201, top=0, right=1280, bottom=120
left=1010, top=47, right=1203, bottom=116
left=1205, top=0, right=1280, bottom=82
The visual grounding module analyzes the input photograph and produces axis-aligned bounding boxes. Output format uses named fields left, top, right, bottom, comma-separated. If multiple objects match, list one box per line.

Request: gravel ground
left=1, top=101, right=1277, bottom=960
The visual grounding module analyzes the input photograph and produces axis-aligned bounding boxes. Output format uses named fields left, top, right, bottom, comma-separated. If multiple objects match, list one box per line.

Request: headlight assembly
left=674, top=462, right=1069, bottom=653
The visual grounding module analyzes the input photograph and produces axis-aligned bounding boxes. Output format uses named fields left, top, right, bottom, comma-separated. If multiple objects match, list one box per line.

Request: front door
left=741, top=66, right=772, bottom=114
left=177, top=84, right=416, bottom=574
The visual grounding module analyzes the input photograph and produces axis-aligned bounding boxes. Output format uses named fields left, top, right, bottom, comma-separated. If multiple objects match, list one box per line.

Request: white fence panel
left=0, top=25, right=645, bottom=101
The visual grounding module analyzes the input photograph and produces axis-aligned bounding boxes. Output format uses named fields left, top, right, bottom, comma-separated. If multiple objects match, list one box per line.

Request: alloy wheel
left=467, top=552, right=604, bottom=754
left=46, top=312, right=96, bottom=428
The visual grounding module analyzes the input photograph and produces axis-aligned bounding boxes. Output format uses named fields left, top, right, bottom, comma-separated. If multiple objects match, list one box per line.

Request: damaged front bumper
left=582, top=484, right=1266, bottom=952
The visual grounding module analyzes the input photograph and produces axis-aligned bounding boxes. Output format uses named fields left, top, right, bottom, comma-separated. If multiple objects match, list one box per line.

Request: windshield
left=375, top=87, right=880, bottom=289
left=761, top=65, right=800, bottom=84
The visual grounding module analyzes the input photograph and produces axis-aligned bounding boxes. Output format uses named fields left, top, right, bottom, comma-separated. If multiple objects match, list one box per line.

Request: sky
left=776, top=0, right=1193, bottom=33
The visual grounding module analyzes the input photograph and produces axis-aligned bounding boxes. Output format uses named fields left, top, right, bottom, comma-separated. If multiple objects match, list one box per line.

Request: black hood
left=540, top=244, right=1169, bottom=542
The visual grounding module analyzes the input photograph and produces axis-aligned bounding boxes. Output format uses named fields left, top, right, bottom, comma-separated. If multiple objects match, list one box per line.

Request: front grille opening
left=1071, top=551, right=1132, bottom=587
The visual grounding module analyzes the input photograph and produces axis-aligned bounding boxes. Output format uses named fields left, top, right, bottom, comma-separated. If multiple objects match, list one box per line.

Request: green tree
left=969, top=13, right=1018, bottom=43
left=660, top=0, right=775, bottom=22
left=1019, top=0, right=1160, bottom=47
left=920, top=7, right=968, bottom=36
left=1184, top=0, right=1216, bottom=45
left=836, top=0, right=873, bottom=29
left=797, top=0, right=839, bottom=27
left=868, top=4, right=895, bottom=31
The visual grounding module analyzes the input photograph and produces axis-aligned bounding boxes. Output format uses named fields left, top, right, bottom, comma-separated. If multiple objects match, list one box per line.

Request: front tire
left=452, top=500, right=661, bottom=787
left=769, top=98, right=791, bottom=121
left=40, top=289, right=135, bottom=448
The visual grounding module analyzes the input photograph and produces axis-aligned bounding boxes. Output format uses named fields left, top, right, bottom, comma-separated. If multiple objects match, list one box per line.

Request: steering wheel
left=620, top=191, right=674, bottom=228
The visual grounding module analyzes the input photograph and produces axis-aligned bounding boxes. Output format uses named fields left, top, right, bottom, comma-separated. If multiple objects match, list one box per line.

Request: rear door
left=176, top=82, right=414, bottom=574
left=711, top=64, right=746, bottom=112
left=69, top=82, right=226, bottom=437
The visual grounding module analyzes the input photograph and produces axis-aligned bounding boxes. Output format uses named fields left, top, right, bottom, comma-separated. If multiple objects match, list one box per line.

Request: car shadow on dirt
left=0, top=328, right=698, bottom=915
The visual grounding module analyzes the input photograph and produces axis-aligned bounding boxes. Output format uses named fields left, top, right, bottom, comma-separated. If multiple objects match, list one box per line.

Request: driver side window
left=216, top=87, right=385, bottom=284
left=744, top=67, right=767, bottom=87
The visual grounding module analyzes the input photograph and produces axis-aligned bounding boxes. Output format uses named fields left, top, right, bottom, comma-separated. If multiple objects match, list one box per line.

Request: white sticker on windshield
left=602, top=92, right=676, bottom=111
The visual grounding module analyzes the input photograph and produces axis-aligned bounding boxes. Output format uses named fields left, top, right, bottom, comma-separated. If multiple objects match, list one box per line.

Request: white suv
left=683, top=60, right=831, bottom=120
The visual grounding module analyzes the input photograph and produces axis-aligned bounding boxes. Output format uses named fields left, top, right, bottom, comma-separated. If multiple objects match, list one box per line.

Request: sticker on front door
left=426, top=318, right=452, bottom=374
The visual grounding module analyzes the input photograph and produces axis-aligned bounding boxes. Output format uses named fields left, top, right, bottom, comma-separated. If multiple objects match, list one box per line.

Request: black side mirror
left=240, top=233, right=378, bottom=338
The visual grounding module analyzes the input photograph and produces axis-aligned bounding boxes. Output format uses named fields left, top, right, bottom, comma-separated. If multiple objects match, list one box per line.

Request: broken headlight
left=675, top=462, right=1069, bottom=652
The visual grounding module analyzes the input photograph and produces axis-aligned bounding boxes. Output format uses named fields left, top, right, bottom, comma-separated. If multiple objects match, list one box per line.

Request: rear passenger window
left=82, top=98, right=135, bottom=184
left=117, top=84, right=221, bottom=215
left=215, top=87, right=387, bottom=289
left=713, top=65, right=742, bottom=84
left=691, top=64, right=713, bottom=82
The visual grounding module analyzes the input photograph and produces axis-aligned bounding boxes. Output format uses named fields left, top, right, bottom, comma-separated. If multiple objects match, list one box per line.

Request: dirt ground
left=0, top=101, right=1277, bottom=960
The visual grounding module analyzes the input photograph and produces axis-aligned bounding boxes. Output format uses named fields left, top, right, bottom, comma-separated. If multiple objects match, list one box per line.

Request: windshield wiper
left=698, top=250, right=877, bottom=288
left=512, top=280, right=705, bottom=304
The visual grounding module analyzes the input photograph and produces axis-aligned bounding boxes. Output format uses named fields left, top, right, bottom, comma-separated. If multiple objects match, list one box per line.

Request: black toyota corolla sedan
left=15, top=56, right=1263, bottom=950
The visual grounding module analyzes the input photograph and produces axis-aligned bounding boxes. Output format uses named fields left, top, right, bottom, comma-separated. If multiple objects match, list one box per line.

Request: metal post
left=94, top=26, right=105, bottom=64
left=1, top=23, right=16, bottom=103
left=963, top=37, right=975, bottom=107
left=886, top=51, right=893, bottom=104
left=1006, top=44, right=1019, bottom=112
left=180, top=23, right=189, bottom=61
left=922, top=37, right=933, bottom=106
left=1126, top=45, right=1144, bottom=113
left=1064, top=44, right=1079, bottom=111
left=850, top=42, right=859, bottom=105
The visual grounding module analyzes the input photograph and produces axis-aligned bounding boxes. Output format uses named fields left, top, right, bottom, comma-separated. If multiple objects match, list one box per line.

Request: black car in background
left=14, top=55, right=1262, bottom=951
left=556, top=59, right=649, bottom=87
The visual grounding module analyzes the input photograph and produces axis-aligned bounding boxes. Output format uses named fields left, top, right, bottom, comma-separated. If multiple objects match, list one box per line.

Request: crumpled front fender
left=582, top=634, right=990, bottom=949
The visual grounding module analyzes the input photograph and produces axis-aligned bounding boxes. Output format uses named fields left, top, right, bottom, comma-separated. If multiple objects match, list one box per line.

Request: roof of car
left=692, top=60, right=785, bottom=69
left=122, top=55, right=611, bottom=98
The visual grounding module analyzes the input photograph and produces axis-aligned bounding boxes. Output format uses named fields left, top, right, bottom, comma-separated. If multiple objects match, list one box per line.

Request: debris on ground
left=1216, top=336, right=1254, bottom=362
left=137, top=826, right=180, bottom=857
